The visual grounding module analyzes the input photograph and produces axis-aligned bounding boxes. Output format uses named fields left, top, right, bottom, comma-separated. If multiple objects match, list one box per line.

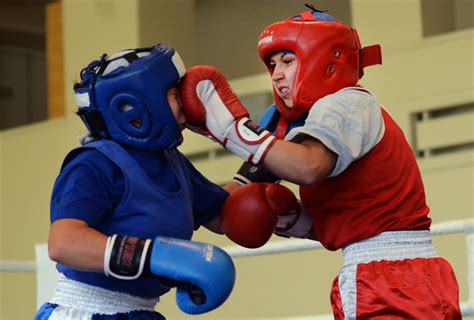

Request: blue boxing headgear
left=74, top=44, right=186, bottom=150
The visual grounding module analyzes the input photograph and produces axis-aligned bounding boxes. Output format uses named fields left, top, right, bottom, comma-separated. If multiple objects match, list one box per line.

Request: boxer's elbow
left=47, top=219, right=70, bottom=263
left=294, top=162, right=326, bottom=186
left=284, top=139, right=336, bottom=186
left=48, top=234, right=65, bottom=263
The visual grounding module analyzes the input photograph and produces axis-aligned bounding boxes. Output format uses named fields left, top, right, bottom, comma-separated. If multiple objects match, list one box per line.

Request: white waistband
left=342, top=230, right=438, bottom=266
left=50, top=274, right=160, bottom=315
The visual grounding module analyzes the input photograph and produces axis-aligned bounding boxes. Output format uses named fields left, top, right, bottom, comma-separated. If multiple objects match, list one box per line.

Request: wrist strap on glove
left=104, top=235, right=151, bottom=280
left=224, top=117, right=276, bottom=165
left=233, top=161, right=281, bottom=185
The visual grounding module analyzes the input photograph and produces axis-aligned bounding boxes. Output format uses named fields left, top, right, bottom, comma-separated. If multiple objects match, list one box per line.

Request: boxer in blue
left=34, top=44, right=235, bottom=320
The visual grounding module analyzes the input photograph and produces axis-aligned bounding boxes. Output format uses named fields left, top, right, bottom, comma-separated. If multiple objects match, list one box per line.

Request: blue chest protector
left=258, top=104, right=307, bottom=133
left=55, top=140, right=203, bottom=298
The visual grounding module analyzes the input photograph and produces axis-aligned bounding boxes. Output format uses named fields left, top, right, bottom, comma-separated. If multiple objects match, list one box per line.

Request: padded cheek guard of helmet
left=74, top=44, right=186, bottom=151
left=258, top=11, right=382, bottom=121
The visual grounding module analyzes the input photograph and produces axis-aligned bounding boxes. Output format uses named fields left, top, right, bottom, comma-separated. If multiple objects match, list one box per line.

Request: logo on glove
left=204, top=244, right=214, bottom=262
left=243, top=119, right=266, bottom=136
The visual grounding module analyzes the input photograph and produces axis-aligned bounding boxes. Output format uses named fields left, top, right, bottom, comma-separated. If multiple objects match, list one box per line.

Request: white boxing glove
left=180, top=65, right=276, bottom=164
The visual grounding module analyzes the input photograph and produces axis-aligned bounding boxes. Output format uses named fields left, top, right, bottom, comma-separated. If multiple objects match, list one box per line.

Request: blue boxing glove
left=149, top=237, right=236, bottom=314
left=104, top=235, right=235, bottom=314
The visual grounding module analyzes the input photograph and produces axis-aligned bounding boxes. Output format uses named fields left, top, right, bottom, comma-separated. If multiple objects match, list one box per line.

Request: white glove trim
left=232, top=173, right=252, bottom=185
left=103, top=234, right=115, bottom=277
left=104, top=235, right=152, bottom=280
left=251, top=135, right=276, bottom=164
left=234, top=118, right=274, bottom=144
left=195, top=80, right=276, bottom=165
left=196, top=80, right=235, bottom=144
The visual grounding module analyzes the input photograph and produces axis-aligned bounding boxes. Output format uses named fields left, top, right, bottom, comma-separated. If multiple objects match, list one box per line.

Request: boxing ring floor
left=1, top=219, right=473, bottom=319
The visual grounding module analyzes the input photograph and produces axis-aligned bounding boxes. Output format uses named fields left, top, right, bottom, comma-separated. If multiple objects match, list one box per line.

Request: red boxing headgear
left=258, top=11, right=382, bottom=121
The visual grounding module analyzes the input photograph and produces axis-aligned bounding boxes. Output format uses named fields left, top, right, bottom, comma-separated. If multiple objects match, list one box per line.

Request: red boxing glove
left=220, top=183, right=298, bottom=248
left=180, top=65, right=276, bottom=165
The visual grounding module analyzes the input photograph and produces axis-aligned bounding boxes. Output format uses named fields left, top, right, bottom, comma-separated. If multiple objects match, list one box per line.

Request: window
left=0, top=1, right=64, bottom=130
left=411, top=103, right=474, bottom=158
left=421, top=0, right=473, bottom=37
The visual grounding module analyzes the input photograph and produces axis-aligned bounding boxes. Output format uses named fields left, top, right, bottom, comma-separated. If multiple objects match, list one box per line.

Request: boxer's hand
left=180, top=65, right=276, bottom=164
left=104, top=235, right=235, bottom=314
left=220, top=183, right=298, bottom=248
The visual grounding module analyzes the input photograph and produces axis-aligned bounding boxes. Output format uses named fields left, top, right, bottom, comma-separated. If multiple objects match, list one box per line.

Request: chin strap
left=275, top=116, right=289, bottom=139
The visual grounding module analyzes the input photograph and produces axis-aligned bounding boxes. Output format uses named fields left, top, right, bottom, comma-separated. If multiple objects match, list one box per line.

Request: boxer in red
left=179, top=5, right=461, bottom=319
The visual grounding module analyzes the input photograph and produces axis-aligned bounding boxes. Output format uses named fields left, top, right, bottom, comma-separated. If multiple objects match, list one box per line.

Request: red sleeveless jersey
left=300, top=108, right=431, bottom=251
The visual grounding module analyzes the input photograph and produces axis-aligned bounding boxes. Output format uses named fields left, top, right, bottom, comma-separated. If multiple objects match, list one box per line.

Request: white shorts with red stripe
left=331, top=230, right=461, bottom=319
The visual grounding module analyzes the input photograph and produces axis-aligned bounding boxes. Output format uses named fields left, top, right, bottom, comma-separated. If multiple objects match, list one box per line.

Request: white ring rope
left=224, top=238, right=324, bottom=258
left=429, top=219, right=474, bottom=235
left=0, top=260, right=36, bottom=273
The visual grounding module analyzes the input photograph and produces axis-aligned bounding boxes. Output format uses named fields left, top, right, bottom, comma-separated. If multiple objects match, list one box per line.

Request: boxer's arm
left=48, top=218, right=107, bottom=272
left=204, top=217, right=223, bottom=234
left=181, top=65, right=336, bottom=185
left=223, top=181, right=241, bottom=194
left=51, top=218, right=235, bottom=314
left=263, top=135, right=337, bottom=186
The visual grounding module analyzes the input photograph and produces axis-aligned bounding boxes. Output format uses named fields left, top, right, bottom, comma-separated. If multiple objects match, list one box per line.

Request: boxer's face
left=167, top=85, right=185, bottom=145
left=269, top=51, right=298, bottom=108
left=167, top=85, right=185, bottom=132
